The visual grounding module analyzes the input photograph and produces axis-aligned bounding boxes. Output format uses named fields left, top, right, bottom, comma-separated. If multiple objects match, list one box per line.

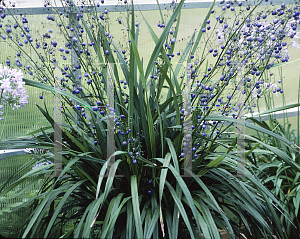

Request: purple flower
left=0, top=64, right=29, bottom=118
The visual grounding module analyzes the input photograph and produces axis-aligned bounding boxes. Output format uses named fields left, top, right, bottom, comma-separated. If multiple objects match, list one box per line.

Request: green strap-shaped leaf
left=144, top=0, right=185, bottom=81
left=156, top=157, right=203, bottom=236
left=165, top=138, right=180, bottom=174
left=84, top=158, right=123, bottom=237
left=165, top=181, right=196, bottom=239
left=43, top=179, right=88, bottom=237
left=22, top=186, right=59, bottom=237
left=128, top=22, right=156, bottom=158
left=159, top=153, right=171, bottom=203
left=131, top=175, right=144, bottom=238
left=101, top=196, right=132, bottom=238
left=62, top=127, right=85, bottom=152
left=126, top=199, right=134, bottom=239
left=205, top=115, right=299, bottom=150
left=197, top=155, right=225, bottom=177
left=74, top=203, right=94, bottom=238
left=244, top=134, right=300, bottom=172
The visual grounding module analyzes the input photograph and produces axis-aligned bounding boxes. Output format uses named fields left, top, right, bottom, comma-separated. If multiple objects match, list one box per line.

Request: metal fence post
left=53, top=61, right=63, bottom=177
left=235, top=52, right=251, bottom=177
left=183, top=63, right=193, bottom=177
left=106, top=63, right=116, bottom=177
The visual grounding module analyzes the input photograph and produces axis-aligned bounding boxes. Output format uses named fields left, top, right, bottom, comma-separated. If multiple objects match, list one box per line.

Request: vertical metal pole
left=236, top=52, right=248, bottom=177
left=54, top=62, right=63, bottom=177
left=183, top=63, right=193, bottom=177
left=106, top=63, right=116, bottom=177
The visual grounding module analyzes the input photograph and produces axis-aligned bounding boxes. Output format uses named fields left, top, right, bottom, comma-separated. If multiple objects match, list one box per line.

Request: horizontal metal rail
left=2, top=0, right=292, bottom=15
left=246, top=107, right=300, bottom=122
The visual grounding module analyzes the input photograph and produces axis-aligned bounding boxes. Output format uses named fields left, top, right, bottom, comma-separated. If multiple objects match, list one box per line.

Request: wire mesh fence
left=0, top=153, right=40, bottom=237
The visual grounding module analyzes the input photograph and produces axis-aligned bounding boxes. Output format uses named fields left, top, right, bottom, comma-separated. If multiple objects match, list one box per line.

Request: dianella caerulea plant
left=1, top=0, right=300, bottom=238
